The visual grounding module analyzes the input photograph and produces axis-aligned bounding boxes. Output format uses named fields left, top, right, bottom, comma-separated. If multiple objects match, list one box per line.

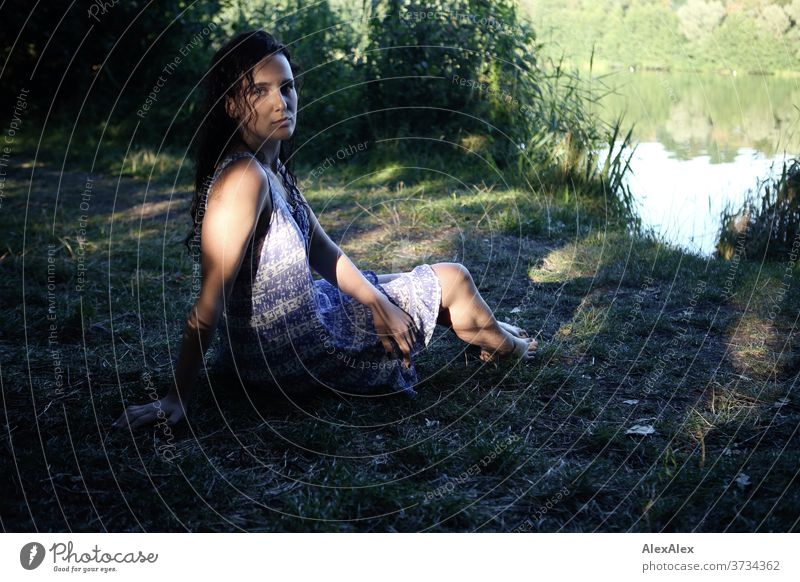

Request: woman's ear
left=224, top=95, right=237, bottom=121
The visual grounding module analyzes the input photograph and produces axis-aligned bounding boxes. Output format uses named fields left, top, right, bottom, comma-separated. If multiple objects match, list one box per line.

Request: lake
left=594, top=70, right=800, bottom=255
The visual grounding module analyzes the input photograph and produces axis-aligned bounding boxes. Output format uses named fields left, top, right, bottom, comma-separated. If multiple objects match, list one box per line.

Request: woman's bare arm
left=171, top=159, right=270, bottom=399
left=306, top=207, right=385, bottom=307
left=112, top=158, right=270, bottom=429
left=304, top=196, right=417, bottom=366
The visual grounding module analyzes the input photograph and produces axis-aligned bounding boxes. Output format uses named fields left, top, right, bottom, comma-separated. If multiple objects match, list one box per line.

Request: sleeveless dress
left=206, top=151, right=442, bottom=399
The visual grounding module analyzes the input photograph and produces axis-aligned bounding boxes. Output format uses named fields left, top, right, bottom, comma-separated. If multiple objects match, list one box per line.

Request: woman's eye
left=282, top=82, right=295, bottom=93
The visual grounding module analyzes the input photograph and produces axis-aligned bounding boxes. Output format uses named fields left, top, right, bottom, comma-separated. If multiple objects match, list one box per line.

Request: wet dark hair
left=184, top=29, right=303, bottom=253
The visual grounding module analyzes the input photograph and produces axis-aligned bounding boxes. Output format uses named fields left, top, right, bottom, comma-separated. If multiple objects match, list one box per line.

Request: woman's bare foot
left=497, top=320, right=529, bottom=338
left=468, top=320, right=536, bottom=363
left=479, top=333, right=538, bottom=363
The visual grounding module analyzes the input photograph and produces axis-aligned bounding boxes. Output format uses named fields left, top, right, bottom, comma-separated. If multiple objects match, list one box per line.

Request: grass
left=1, top=151, right=799, bottom=533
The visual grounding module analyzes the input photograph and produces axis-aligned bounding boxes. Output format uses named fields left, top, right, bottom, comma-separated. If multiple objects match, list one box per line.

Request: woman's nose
left=273, top=93, right=288, bottom=112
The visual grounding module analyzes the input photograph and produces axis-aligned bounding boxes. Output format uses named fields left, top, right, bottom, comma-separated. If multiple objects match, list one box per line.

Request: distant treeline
left=522, top=0, right=800, bottom=73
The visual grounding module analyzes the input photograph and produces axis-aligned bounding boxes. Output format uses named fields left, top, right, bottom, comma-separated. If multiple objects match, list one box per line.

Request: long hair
left=184, top=29, right=303, bottom=253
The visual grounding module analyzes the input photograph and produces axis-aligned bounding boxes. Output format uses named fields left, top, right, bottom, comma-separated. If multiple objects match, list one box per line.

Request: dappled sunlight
left=554, top=303, right=611, bottom=343
left=358, top=164, right=403, bottom=186
left=111, top=199, right=179, bottom=222
left=336, top=221, right=460, bottom=273
left=118, top=227, right=173, bottom=243
left=724, top=312, right=793, bottom=390
left=529, top=236, right=603, bottom=283
left=120, top=149, right=190, bottom=178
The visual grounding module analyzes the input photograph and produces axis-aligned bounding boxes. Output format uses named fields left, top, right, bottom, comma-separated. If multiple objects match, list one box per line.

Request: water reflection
left=622, top=143, right=787, bottom=255
left=596, top=70, right=799, bottom=255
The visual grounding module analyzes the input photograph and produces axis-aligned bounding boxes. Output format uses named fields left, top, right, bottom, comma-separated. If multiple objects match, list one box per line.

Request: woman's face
left=230, top=52, right=297, bottom=148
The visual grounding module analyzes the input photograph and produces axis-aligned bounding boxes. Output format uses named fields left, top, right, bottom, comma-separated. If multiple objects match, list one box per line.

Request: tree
left=756, top=4, right=791, bottom=37
left=786, top=0, right=800, bottom=25
left=676, top=0, right=726, bottom=41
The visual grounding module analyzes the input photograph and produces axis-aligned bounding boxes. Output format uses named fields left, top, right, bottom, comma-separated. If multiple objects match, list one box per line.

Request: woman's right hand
left=368, top=293, right=418, bottom=368
left=111, top=392, right=187, bottom=430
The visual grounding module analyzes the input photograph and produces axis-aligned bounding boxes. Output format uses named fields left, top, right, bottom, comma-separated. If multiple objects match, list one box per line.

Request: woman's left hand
left=368, top=293, right=418, bottom=368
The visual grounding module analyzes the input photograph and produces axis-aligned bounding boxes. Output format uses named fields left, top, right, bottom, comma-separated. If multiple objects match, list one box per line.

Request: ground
left=1, top=158, right=798, bottom=532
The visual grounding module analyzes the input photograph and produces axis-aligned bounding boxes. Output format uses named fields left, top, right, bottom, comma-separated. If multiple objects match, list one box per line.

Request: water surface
left=595, top=70, right=799, bottom=254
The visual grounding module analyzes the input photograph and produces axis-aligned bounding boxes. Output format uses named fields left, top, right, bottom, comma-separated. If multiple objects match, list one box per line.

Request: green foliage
left=3, top=0, right=637, bottom=221
left=360, top=0, right=540, bottom=162
left=1, top=0, right=222, bottom=141
left=524, top=0, right=800, bottom=73
left=677, top=0, right=725, bottom=41
left=756, top=3, right=791, bottom=37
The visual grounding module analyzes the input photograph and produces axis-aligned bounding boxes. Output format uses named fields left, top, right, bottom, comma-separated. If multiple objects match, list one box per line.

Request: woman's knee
left=432, top=262, right=474, bottom=306
left=435, top=262, right=472, bottom=283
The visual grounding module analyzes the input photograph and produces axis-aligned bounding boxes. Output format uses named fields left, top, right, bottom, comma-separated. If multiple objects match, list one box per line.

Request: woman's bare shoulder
left=208, top=156, right=270, bottom=210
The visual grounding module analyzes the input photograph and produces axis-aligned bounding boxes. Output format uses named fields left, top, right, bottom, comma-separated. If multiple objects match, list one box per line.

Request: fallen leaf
left=735, top=473, right=751, bottom=488
left=773, top=398, right=790, bottom=408
left=622, top=399, right=639, bottom=405
left=626, top=424, right=655, bottom=436
left=511, top=307, right=522, bottom=313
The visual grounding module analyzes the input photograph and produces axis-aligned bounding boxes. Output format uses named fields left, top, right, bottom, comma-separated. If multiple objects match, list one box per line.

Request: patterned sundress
left=206, top=151, right=442, bottom=399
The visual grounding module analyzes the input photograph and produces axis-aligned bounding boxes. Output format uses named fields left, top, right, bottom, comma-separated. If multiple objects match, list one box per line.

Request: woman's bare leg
left=430, top=262, right=536, bottom=359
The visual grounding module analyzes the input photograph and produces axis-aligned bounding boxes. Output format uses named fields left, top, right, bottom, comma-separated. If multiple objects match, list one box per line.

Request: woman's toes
left=475, top=327, right=539, bottom=363
left=497, top=320, right=529, bottom=338
left=479, top=335, right=533, bottom=362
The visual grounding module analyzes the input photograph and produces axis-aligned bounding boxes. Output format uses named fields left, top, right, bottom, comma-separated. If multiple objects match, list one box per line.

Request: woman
left=112, top=30, right=536, bottom=430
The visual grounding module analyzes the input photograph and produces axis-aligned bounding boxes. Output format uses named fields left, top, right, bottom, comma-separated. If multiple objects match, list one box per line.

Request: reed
left=716, top=158, right=800, bottom=261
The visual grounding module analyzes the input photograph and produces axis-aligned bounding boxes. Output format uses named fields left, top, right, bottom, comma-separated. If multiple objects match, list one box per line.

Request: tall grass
left=716, top=157, right=800, bottom=260
left=513, top=51, right=639, bottom=228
